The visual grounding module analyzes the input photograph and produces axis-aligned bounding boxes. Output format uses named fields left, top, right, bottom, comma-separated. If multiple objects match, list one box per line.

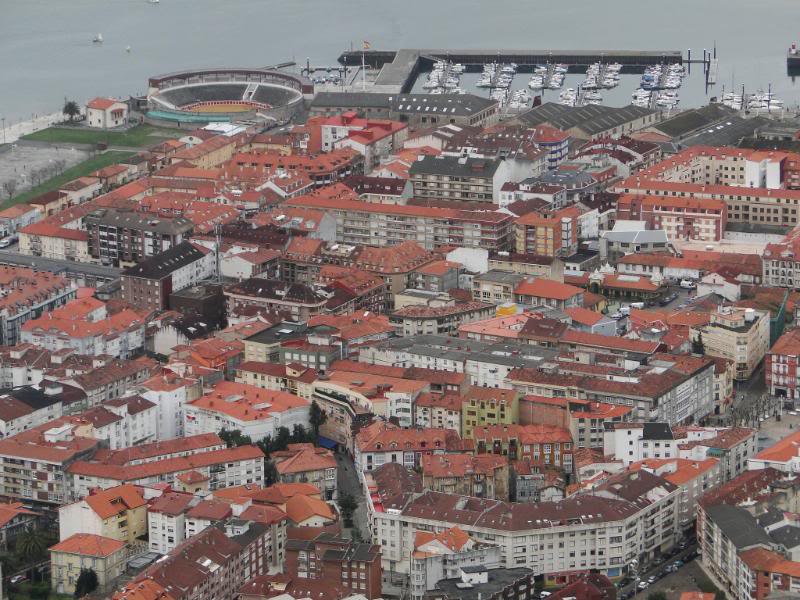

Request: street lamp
left=631, top=558, right=640, bottom=599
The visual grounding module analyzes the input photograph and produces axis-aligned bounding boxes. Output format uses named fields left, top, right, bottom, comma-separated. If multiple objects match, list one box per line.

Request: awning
left=317, top=436, right=337, bottom=449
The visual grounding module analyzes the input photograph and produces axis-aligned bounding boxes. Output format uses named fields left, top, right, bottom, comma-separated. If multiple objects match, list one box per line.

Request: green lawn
left=22, top=124, right=183, bottom=148
left=1, top=151, right=134, bottom=209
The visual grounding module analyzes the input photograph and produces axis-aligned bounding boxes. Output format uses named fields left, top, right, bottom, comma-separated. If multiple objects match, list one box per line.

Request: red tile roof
left=50, top=533, right=125, bottom=557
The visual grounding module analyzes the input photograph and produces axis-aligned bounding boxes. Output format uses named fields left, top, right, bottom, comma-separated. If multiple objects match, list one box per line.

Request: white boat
left=126, top=45, right=132, bottom=53
left=148, top=0, right=160, bottom=4
left=93, top=33, right=103, bottom=43
left=528, top=75, right=545, bottom=90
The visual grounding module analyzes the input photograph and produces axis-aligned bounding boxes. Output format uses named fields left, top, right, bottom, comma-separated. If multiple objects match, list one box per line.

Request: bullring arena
left=146, top=67, right=312, bottom=127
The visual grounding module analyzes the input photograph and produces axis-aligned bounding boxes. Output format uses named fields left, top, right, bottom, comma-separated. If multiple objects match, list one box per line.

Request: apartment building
left=603, top=422, right=678, bottom=466
left=271, top=443, right=338, bottom=500
left=147, top=492, right=194, bottom=554
left=513, top=278, right=584, bottom=310
left=410, top=526, right=502, bottom=600
left=616, top=194, right=727, bottom=242
left=460, top=388, right=520, bottom=440
left=510, top=355, right=715, bottom=426
left=766, top=328, right=800, bottom=401
left=114, top=519, right=286, bottom=600
left=413, top=393, right=463, bottom=437
left=283, top=186, right=514, bottom=251
left=285, top=532, right=382, bottom=599
left=763, top=225, right=800, bottom=289
left=20, top=297, right=146, bottom=359
left=230, top=147, right=364, bottom=187
left=358, top=334, right=557, bottom=391
left=50, top=534, right=127, bottom=596
left=690, top=306, right=770, bottom=380
left=67, top=444, right=265, bottom=499
left=0, top=267, right=76, bottom=346
left=120, top=241, right=216, bottom=312
left=354, top=420, right=469, bottom=473
left=678, top=426, right=757, bottom=482
left=629, top=457, right=721, bottom=528
left=137, top=371, right=205, bottom=440
left=0, top=386, right=63, bottom=439
left=471, top=270, right=527, bottom=304
left=421, top=453, right=509, bottom=500
left=410, top=155, right=512, bottom=203
left=514, top=211, right=578, bottom=257
left=472, top=423, right=574, bottom=473
left=85, top=208, right=194, bottom=267
left=390, top=301, right=495, bottom=337
left=613, top=146, right=800, bottom=229
left=365, top=464, right=680, bottom=585
left=236, top=361, right=317, bottom=400
left=0, top=421, right=100, bottom=506
left=58, top=484, right=147, bottom=543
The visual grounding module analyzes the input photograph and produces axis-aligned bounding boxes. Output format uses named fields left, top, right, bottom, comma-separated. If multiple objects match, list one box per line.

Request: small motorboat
left=93, top=33, right=103, bottom=44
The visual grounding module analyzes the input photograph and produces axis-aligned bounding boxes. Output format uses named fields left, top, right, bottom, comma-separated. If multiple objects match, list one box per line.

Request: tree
left=15, top=528, right=46, bottom=563
left=274, top=426, right=291, bottom=452
left=2, top=179, right=17, bottom=200
left=309, top=400, right=327, bottom=438
left=264, top=459, right=279, bottom=486
left=691, top=332, right=705, bottom=355
left=74, top=567, right=98, bottom=597
left=219, top=428, right=252, bottom=448
left=647, top=593, right=667, bottom=600
left=63, top=100, right=80, bottom=122
left=338, top=492, right=358, bottom=527
left=291, top=423, right=309, bottom=444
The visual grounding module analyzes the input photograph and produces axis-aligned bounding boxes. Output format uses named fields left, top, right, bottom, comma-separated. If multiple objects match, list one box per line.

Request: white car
left=638, top=582, right=649, bottom=590
left=680, top=279, right=697, bottom=289
left=0, top=238, right=11, bottom=248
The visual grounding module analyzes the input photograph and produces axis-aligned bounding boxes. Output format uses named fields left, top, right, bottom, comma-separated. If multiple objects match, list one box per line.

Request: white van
left=680, top=279, right=696, bottom=289
left=630, top=302, right=645, bottom=310
left=619, top=306, right=631, bottom=316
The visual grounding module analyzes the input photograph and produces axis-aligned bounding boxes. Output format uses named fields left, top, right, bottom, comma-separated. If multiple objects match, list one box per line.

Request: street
left=616, top=541, right=703, bottom=600
left=335, top=453, right=370, bottom=540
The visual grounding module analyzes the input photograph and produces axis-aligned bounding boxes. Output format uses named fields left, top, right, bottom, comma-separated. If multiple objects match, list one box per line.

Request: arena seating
left=160, top=84, right=248, bottom=107
left=252, top=85, right=298, bottom=107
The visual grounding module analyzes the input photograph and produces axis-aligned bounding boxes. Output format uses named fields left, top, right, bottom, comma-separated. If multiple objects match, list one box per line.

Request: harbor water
left=3, top=0, right=800, bottom=121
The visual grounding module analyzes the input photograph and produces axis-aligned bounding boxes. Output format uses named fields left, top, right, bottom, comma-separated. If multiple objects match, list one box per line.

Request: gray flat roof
left=705, top=504, right=773, bottom=549
left=434, top=567, right=532, bottom=600
left=518, top=102, right=656, bottom=135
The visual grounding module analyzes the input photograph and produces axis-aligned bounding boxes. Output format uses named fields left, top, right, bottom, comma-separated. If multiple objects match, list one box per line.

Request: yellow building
left=50, top=533, right=126, bottom=595
left=461, top=387, right=519, bottom=440
left=691, top=307, right=770, bottom=381
left=58, top=484, right=147, bottom=544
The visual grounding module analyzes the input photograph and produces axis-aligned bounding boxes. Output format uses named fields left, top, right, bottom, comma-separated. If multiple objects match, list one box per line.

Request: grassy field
left=22, top=124, right=183, bottom=148
left=1, top=151, right=134, bottom=209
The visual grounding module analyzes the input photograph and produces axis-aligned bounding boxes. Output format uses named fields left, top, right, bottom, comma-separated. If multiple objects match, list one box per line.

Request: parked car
left=680, top=279, right=697, bottom=289
left=638, top=582, right=649, bottom=590
left=0, top=238, right=11, bottom=249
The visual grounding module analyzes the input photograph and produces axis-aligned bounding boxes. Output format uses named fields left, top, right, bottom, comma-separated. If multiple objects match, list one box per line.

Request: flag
left=363, top=41, right=371, bottom=50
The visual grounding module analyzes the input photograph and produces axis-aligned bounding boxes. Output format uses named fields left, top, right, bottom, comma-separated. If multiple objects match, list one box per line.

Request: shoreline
left=1, top=111, right=67, bottom=145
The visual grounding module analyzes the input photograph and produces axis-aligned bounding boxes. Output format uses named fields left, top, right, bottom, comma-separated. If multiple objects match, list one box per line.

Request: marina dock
left=338, top=48, right=683, bottom=93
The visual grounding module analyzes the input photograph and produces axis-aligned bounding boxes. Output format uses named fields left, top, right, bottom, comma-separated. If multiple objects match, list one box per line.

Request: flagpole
left=362, top=45, right=367, bottom=90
